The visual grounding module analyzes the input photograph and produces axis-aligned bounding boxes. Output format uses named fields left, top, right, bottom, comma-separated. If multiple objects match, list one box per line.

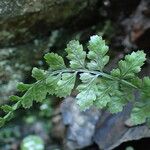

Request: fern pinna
left=1, top=35, right=150, bottom=127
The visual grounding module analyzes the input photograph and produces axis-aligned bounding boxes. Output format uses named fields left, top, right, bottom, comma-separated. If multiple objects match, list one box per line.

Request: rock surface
left=94, top=104, right=150, bottom=150
left=61, top=97, right=100, bottom=150
left=122, top=0, right=150, bottom=50
left=0, top=0, right=97, bottom=46
left=61, top=97, right=150, bottom=150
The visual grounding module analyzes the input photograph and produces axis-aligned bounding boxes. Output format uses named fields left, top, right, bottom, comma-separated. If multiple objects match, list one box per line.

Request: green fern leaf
left=44, top=53, right=66, bottom=70
left=87, top=35, right=109, bottom=71
left=21, top=81, right=47, bottom=108
left=65, top=40, right=86, bottom=69
left=111, top=51, right=146, bottom=79
left=77, top=73, right=98, bottom=110
left=9, top=95, right=21, bottom=102
left=56, top=73, right=76, bottom=97
left=130, top=102, right=150, bottom=125
left=32, top=67, right=46, bottom=80
left=17, top=82, right=32, bottom=92
left=108, top=96, right=127, bottom=113
left=1, top=105, right=13, bottom=113
left=141, top=77, right=150, bottom=99
left=46, top=74, right=61, bottom=95
left=93, top=80, right=112, bottom=109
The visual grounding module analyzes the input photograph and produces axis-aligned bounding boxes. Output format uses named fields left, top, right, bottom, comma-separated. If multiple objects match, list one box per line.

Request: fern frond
left=0, top=35, right=149, bottom=127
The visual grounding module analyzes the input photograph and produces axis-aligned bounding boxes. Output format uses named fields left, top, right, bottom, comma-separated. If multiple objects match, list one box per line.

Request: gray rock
left=93, top=104, right=150, bottom=150
left=95, top=116, right=150, bottom=150
left=61, top=97, right=100, bottom=150
left=61, top=97, right=150, bottom=150
left=94, top=104, right=132, bottom=149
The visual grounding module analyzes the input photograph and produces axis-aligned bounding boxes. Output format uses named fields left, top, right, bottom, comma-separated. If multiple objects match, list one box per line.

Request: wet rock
left=0, top=0, right=98, bottom=46
left=61, top=97, right=100, bottom=150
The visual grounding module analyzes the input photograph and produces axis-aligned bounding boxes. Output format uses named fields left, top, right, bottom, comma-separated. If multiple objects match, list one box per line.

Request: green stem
left=50, top=68, right=138, bottom=89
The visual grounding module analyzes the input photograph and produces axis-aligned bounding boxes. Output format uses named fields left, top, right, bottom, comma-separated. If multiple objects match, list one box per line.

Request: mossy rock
left=0, top=0, right=97, bottom=46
